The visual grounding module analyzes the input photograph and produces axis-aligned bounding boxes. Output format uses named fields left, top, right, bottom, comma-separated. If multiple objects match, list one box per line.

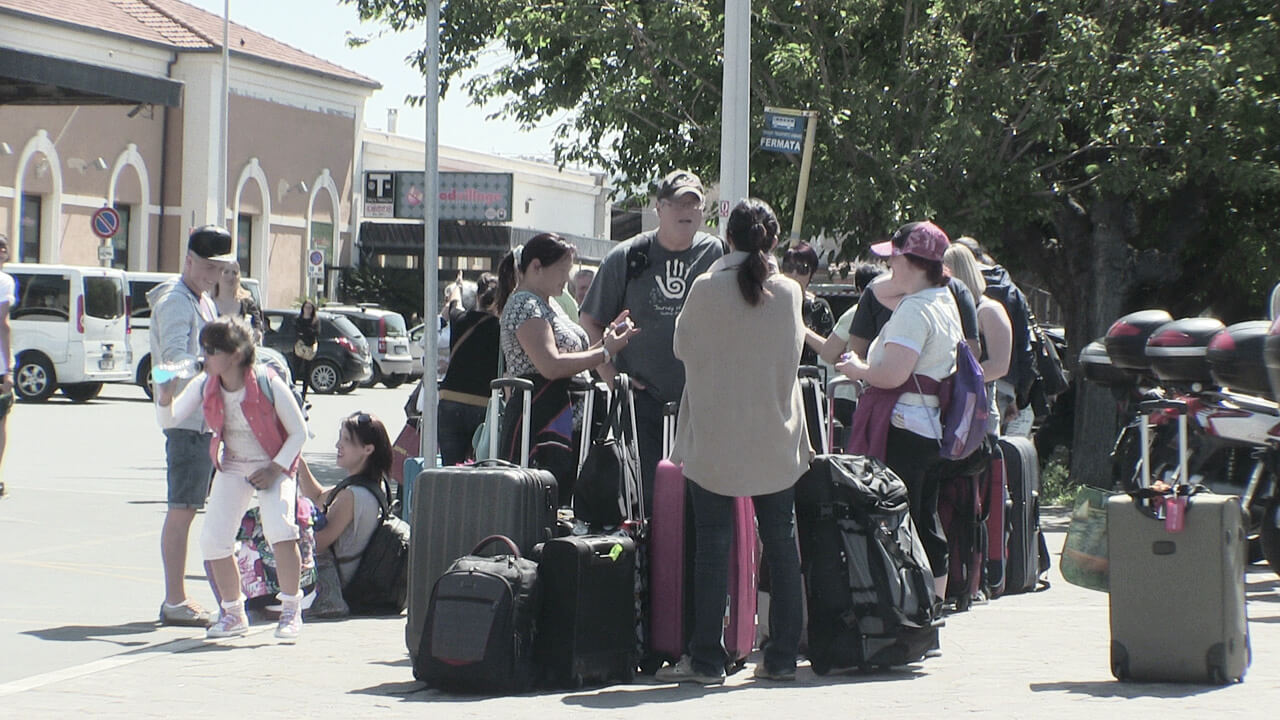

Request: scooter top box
left=1208, top=320, right=1272, bottom=399
left=1080, top=337, right=1134, bottom=388
left=1145, top=317, right=1225, bottom=387
left=1105, top=309, right=1173, bottom=372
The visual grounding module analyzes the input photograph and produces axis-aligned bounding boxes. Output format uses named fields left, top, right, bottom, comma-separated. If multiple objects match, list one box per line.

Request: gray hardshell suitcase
left=406, top=378, right=558, bottom=670
left=1106, top=399, right=1249, bottom=684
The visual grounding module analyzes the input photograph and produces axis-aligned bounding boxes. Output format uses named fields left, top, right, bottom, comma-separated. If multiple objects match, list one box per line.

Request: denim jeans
left=437, top=399, right=486, bottom=467
left=632, top=392, right=665, bottom=516
left=688, top=480, right=802, bottom=676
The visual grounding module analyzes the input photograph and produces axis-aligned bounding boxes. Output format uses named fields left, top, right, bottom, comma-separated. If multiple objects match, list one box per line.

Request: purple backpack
left=936, top=340, right=989, bottom=460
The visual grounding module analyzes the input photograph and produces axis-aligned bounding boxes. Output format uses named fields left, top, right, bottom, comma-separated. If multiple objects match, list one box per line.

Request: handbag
left=1059, top=485, right=1113, bottom=592
left=235, top=495, right=318, bottom=605
left=293, top=339, right=317, bottom=361
left=573, top=376, right=642, bottom=528
left=390, top=423, right=420, bottom=483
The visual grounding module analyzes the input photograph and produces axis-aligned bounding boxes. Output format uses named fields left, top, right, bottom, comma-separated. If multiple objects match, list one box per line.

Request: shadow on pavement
left=1029, top=680, right=1233, bottom=698
left=21, top=622, right=160, bottom=647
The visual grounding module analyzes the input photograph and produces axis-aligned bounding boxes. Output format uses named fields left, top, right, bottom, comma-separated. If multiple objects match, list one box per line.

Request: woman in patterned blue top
left=494, top=233, right=637, bottom=496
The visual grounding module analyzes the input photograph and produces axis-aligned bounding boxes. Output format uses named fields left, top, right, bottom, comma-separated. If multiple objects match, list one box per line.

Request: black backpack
left=417, top=535, right=541, bottom=693
left=330, top=476, right=411, bottom=615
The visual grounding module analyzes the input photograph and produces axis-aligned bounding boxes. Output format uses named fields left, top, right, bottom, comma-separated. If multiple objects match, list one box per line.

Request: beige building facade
left=0, top=0, right=377, bottom=307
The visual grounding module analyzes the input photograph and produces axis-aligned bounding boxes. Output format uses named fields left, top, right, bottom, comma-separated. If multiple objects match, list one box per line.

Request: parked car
left=408, top=320, right=450, bottom=382
left=7, top=263, right=132, bottom=402
left=323, top=304, right=413, bottom=388
left=261, top=309, right=372, bottom=394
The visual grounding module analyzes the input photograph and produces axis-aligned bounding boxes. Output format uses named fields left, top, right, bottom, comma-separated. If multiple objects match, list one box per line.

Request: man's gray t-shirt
left=580, top=231, right=724, bottom=402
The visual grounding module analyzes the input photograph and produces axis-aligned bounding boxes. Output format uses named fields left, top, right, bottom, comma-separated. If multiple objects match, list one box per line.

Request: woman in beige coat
left=654, top=198, right=811, bottom=685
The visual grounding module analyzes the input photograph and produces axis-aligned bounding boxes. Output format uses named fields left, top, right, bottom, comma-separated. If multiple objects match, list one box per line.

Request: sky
left=184, top=0, right=565, bottom=160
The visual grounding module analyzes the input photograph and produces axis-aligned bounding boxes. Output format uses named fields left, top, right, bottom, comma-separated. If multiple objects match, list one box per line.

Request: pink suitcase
left=649, top=402, right=758, bottom=671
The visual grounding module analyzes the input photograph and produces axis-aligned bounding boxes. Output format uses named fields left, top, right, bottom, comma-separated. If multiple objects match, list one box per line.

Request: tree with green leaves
left=345, top=0, right=1279, bottom=486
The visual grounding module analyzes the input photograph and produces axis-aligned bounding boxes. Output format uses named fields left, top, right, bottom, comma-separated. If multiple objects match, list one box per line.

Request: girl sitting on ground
left=156, top=315, right=309, bottom=641
left=296, top=412, right=391, bottom=616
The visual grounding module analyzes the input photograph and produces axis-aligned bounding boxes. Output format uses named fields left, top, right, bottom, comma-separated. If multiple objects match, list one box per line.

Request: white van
left=7, top=263, right=132, bottom=402
left=124, top=270, right=177, bottom=396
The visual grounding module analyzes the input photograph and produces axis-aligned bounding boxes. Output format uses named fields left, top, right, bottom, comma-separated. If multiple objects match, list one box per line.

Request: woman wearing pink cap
left=836, top=221, right=964, bottom=603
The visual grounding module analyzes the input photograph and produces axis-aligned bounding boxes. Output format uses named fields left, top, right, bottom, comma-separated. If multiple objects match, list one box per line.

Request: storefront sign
left=363, top=171, right=514, bottom=222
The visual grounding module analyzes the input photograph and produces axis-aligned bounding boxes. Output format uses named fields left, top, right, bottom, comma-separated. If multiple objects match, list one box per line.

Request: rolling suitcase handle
left=827, top=376, right=855, bottom=454
left=799, top=365, right=830, bottom=455
left=1137, top=398, right=1189, bottom=489
left=577, top=380, right=611, bottom=476
left=490, top=377, right=535, bottom=467
left=614, top=373, right=645, bottom=523
left=663, top=401, right=678, bottom=459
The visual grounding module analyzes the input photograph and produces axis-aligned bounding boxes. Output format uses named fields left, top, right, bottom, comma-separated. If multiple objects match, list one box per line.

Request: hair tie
left=513, top=244, right=524, bottom=268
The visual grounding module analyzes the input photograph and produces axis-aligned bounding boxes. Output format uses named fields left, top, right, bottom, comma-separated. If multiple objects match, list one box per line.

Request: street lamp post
left=419, top=0, right=441, bottom=467
left=719, top=0, right=750, bottom=220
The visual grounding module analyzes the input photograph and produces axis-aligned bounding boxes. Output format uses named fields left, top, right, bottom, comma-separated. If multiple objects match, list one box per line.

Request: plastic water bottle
left=151, top=358, right=202, bottom=384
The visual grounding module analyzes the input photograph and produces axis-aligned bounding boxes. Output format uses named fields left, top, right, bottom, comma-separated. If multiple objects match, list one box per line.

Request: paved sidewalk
left=2, top=508, right=1278, bottom=719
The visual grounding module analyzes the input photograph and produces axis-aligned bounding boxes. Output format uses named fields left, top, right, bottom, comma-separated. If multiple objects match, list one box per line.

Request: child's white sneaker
left=206, top=609, right=248, bottom=639
left=275, top=604, right=302, bottom=642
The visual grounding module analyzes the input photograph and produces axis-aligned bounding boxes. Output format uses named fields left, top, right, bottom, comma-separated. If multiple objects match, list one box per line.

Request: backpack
left=933, top=340, right=990, bottom=461
left=417, top=534, right=541, bottom=692
left=919, top=290, right=989, bottom=462
left=330, top=476, right=411, bottom=615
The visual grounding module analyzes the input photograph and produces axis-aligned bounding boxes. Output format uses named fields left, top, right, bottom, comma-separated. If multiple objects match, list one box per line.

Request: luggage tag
left=1163, top=495, right=1186, bottom=533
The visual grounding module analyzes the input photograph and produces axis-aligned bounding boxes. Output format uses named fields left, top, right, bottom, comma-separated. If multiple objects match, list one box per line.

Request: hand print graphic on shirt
left=654, top=259, right=691, bottom=300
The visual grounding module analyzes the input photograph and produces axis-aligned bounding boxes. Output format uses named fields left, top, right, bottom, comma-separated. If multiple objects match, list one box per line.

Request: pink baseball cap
left=870, top=221, right=950, bottom=262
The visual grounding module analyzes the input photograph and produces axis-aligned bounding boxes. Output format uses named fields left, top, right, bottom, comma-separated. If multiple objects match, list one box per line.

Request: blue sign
left=761, top=110, right=808, bottom=155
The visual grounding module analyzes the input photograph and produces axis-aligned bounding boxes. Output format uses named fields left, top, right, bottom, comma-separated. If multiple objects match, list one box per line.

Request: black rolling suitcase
left=417, top=535, right=541, bottom=693
left=1000, top=436, right=1049, bottom=594
left=535, top=534, right=638, bottom=687
left=406, top=378, right=558, bottom=669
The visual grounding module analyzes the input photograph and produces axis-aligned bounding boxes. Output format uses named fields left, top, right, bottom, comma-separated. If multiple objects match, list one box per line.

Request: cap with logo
left=656, top=170, right=705, bottom=203
left=870, top=221, right=950, bottom=262
left=187, top=225, right=236, bottom=263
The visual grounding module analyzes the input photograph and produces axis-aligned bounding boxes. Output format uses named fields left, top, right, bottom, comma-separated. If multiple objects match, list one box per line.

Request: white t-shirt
left=826, top=304, right=859, bottom=402
left=0, top=272, right=13, bottom=375
left=867, top=286, right=962, bottom=438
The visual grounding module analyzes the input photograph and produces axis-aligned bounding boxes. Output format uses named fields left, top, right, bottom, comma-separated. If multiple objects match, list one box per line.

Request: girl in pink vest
left=157, top=316, right=309, bottom=641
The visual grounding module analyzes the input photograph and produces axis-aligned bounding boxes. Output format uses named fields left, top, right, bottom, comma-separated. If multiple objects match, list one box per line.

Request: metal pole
left=790, top=110, right=818, bottom=240
left=718, top=0, right=750, bottom=222
left=219, top=0, right=230, bottom=228
left=419, top=0, right=441, bottom=468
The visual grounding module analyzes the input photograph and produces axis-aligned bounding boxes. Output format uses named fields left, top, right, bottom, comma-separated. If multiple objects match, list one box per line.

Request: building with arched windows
left=0, top=0, right=377, bottom=307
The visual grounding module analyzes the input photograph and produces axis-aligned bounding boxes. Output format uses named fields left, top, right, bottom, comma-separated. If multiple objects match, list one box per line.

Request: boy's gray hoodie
left=147, top=277, right=209, bottom=432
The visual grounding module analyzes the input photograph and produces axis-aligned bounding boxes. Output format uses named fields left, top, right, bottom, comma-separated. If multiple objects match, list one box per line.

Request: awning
left=0, top=47, right=183, bottom=107
left=358, top=221, right=513, bottom=256
left=358, top=221, right=617, bottom=264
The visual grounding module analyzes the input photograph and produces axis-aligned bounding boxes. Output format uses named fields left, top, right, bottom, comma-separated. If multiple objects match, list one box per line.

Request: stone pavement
left=3, top=508, right=1278, bottom=719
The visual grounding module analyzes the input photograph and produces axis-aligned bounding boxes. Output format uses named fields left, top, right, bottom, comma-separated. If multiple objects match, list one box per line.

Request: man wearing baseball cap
left=148, top=225, right=233, bottom=626
left=579, top=170, right=725, bottom=512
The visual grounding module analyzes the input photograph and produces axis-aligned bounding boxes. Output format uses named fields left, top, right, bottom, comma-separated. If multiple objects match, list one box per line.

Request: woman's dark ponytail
left=495, top=251, right=518, bottom=314
left=725, top=198, right=780, bottom=306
